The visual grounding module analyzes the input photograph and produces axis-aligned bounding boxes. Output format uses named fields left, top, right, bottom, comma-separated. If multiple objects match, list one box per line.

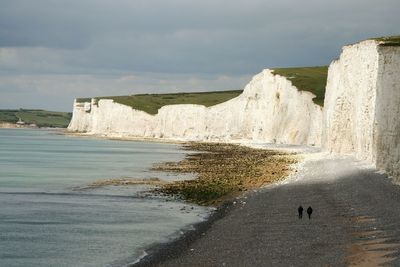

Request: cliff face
left=68, top=38, right=400, bottom=179
left=322, top=40, right=400, bottom=178
left=374, top=44, right=400, bottom=179
left=322, top=40, right=380, bottom=162
left=68, top=99, right=154, bottom=136
left=68, top=69, right=323, bottom=145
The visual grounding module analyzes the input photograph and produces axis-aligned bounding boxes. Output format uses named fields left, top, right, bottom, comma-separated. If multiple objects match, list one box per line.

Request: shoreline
left=131, top=143, right=300, bottom=265
left=0, top=128, right=215, bottom=267
left=63, top=130, right=194, bottom=144
left=62, top=130, right=305, bottom=265
left=64, top=130, right=305, bottom=147
left=0, top=123, right=38, bottom=129
left=131, top=201, right=234, bottom=267
left=8, top=129, right=398, bottom=265
left=0, top=124, right=66, bottom=130
left=133, top=152, right=400, bottom=266
left=133, top=154, right=304, bottom=266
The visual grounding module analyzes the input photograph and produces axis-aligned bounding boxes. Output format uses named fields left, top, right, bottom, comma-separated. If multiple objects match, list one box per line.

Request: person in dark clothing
left=307, top=206, right=313, bottom=219
left=298, top=205, right=303, bottom=219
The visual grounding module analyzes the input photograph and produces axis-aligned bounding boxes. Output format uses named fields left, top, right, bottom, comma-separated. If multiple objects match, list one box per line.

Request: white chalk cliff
left=323, top=39, right=400, bottom=179
left=69, top=38, right=400, bottom=180
left=68, top=69, right=322, bottom=146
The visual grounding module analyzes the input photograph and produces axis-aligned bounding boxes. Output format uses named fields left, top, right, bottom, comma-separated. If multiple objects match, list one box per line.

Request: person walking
left=298, top=205, right=303, bottom=219
left=307, top=206, right=313, bottom=219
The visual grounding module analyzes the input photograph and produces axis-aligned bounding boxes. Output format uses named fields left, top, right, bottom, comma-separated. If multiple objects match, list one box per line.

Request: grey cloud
left=0, top=72, right=251, bottom=111
left=0, top=0, right=399, bottom=110
left=2, top=0, right=399, bottom=75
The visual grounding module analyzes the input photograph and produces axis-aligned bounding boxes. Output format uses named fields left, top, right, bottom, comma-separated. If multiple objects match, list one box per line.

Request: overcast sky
left=1, top=0, right=399, bottom=111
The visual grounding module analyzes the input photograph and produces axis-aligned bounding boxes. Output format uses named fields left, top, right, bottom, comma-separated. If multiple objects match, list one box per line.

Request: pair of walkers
left=298, top=206, right=312, bottom=219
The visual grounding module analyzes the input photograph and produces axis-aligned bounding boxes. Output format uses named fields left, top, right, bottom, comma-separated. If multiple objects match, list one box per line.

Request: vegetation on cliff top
left=0, top=109, right=72, bottom=128
left=373, top=35, right=400, bottom=47
left=153, top=143, right=297, bottom=206
left=77, top=66, right=328, bottom=114
left=271, top=66, right=328, bottom=106
left=77, top=90, right=243, bottom=115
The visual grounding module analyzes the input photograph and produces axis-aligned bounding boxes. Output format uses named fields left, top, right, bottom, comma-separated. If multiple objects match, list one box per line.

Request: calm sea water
left=0, top=129, right=209, bottom=267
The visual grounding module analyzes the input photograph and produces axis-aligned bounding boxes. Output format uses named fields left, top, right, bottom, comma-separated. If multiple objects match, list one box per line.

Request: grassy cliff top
left=77, top=66, right=328, bottom=114
left=271, top=66, right=328, bottom=106
left=373, top=35, right=400, bottom=46
left=0, top=109, right=72, bottom=128
left=77, top=90, right=243, bottom=115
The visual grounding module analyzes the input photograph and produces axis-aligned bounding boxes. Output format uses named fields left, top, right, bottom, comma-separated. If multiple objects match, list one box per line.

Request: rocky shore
left=136, top=153, right=400, bottom=266
left=152, top=142, right=297, bottom=205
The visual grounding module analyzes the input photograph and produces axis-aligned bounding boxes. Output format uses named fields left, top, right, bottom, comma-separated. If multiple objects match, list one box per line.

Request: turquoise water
left=0, top=129, right=208, bottom=267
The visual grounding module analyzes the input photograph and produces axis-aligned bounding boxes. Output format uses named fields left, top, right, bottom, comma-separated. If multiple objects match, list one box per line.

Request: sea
left=0, top=129, right=209, bottom=267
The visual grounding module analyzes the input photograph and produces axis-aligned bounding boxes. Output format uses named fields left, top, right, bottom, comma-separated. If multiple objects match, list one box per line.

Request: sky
left=0, top=0, right=399, bottom=111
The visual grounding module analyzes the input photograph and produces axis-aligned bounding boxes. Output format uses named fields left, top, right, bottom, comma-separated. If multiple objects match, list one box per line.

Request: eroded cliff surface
left=322, top=39, right=400, bottom=179
left=374, top=44, right=400, bottom=179
left=322, top=40, right=380, bottom=162
left=68, top=70, right=322, bottom=145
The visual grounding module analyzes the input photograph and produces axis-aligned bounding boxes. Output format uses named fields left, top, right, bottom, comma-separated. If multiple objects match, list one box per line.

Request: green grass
left=271, top=66, right=328, bottom=106
left=76, top=67, right=328, bottom=113
left=0, top=109, right=72, bottom=128
left=373, top=35, right=400, bottom=46
left=0, top=110, right=20, bottom=123
left=77, top=90, right=243, bottom=115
